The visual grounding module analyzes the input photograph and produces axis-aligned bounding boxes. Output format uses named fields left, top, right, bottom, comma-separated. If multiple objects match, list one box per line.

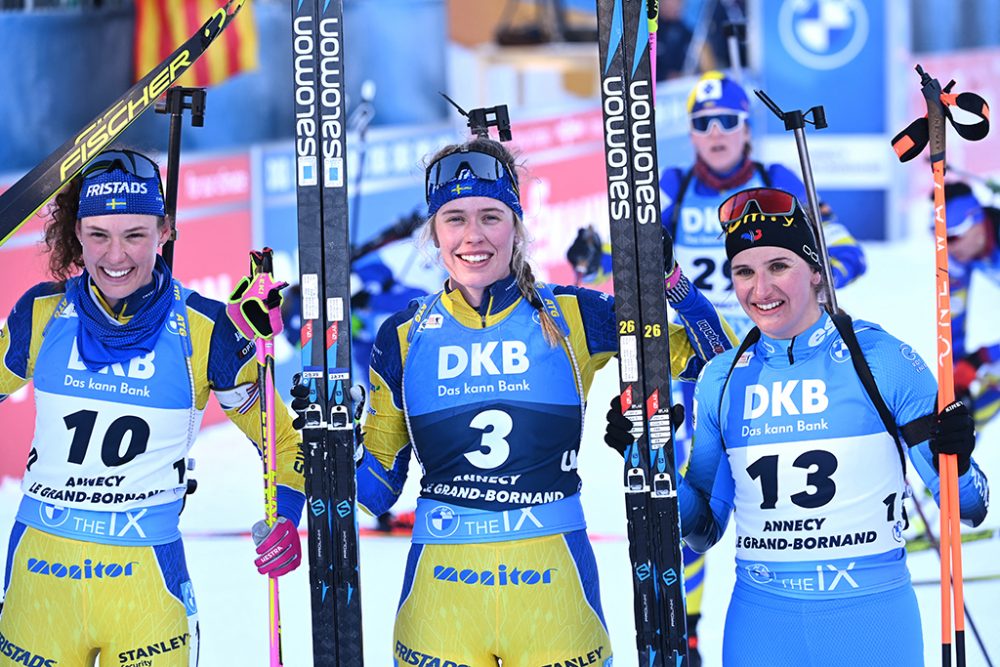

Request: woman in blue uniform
left=354, top=135, right=735, bottom=666
left=0, top=149, right=305, bottom=666
left=609, top=187, right=990, bottom=666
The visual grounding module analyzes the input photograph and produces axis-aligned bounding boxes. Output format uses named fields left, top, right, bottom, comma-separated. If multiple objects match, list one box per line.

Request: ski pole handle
left=754, top=89, right=837, bottom=311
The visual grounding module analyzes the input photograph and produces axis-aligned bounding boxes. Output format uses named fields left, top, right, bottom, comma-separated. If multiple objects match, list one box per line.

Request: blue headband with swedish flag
left=78, top=150, right=165, bottom=219
left=425, top=149, right=522, bottom=219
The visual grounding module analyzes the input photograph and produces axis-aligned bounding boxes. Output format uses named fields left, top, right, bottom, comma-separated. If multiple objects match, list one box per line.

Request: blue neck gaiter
left=67, top=256, right=175, bottom=371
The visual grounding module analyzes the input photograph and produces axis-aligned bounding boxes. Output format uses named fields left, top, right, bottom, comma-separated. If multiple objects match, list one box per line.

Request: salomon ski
left=595, top=0, right=689, bottom=664
left=0, top=0, right=247, bottom=247
left=289, top=0, right=364, bottom=664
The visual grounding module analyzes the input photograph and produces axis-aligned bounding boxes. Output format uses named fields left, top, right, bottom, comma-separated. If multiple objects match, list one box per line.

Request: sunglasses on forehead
left=690, top=112, right=747, bottom=135
left=718, top=188, right=799, bottom=226
left=425, top=149, right=519, bottom=201
left=82, top=149, right=162, bottom=181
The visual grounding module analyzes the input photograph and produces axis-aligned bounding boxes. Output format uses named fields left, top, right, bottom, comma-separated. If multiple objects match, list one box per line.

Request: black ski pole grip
left=810, top=106, right=827, bottom=130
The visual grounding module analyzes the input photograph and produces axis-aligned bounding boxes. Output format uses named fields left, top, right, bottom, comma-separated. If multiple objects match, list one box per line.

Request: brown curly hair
left=42, top=171, right=168, bottom=282
left=43, top=176, right=85, bottom=282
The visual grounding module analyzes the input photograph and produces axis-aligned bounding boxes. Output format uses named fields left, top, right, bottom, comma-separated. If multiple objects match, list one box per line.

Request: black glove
left=605, top=395, right=636, bottom=456
left=662, top=225, right=676, bottom=276
left=930, top=400, right=975, bottom=475
left=567, top=226, right=604, bottom=278
left=290, top=373, right=367, bottom=464
left=604, top=395, right=685, bottom=458
left=290, top=373, right=312, bottom=430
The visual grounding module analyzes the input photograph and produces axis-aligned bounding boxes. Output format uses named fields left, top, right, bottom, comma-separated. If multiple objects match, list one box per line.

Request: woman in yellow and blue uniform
left=355, top=135, right=735, bottom=666
left=0, top=149, right=305, bottom=667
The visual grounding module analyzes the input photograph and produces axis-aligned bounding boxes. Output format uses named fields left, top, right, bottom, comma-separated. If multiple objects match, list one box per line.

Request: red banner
left=511, top=108, right=612, bottom=289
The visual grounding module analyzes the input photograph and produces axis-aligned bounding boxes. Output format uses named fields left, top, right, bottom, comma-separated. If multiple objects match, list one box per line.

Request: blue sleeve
left=671, top=277, right=737, bottom=381
left=679, top=356, right=736, bottom=552
left=3, top=283, right=61, bottom=381
left=277, top=487, right=306, bottom=527
left=357, top=304, right=418, bottom=515
left=356, top=444, right=412, bottom=517
left=553, top=284, right=618, bottom=356
left=768, top=163, right=867, bottom=287
left=859, top=325, right=990, bottom=527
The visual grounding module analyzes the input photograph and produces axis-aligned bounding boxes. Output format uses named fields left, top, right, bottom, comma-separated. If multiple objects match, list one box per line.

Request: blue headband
left=426, top=170, right=523, bottom=219
left=943, top=193, right=985, bottom=237
left=78, top=168, right=165, bottom=219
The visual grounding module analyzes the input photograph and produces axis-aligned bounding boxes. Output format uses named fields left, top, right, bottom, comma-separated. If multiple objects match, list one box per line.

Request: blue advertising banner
left=750, top=0, right=910, bottom=240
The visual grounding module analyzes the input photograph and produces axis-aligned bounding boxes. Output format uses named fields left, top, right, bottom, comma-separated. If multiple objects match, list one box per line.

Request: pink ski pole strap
left=227, top=272, right=288, bottom=340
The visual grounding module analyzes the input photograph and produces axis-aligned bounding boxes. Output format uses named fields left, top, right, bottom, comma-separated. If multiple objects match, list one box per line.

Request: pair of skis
left=595, top=1, right=690, bottom=665
left=287, top=0, right=365, bottom=665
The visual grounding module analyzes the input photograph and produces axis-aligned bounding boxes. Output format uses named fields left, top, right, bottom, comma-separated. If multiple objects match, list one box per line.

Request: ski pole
left=891, top=64, right=990, bottom=667
left=908, top=486, right=996, bottom=667
left=155, top=87, right=206, bottom=270
left=722, top=18, right=746, bottom=83
left=348, top=80, right=376, bottom=250
left=753, top=90, right=837, bottom=312
left=227, top=248, right=290, bottom=667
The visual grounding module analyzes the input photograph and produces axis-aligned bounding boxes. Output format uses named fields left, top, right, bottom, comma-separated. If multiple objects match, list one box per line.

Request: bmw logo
left=426, top=506, right=460, bottom=538
left=746, top=562, right=776, bottom=584
left=38, top=503, right=71, bottom=528
left=830, top=339, right=851, bottom=362
left=779, top=0, right=869, bottom=71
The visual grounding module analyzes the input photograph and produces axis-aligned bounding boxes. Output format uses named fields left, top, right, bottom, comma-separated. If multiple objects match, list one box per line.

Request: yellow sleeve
left=188, top=303, right=305, bottom=495
left=363, top=317, right=414, bottom=472
left=0, top=285, right=63, bottom=398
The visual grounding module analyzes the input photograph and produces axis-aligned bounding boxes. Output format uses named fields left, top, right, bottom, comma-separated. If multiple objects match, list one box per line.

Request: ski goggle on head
left=82, top=149, right=163, bottom=182
left=690, top=112, right=748, bottom=135
left=718, top=187, right=798, bottom=228
left=425, top=148, right=522, bottom=218
left=425, top=150, right=519, bottom=200
left=78, top=149, right=165, bottom=219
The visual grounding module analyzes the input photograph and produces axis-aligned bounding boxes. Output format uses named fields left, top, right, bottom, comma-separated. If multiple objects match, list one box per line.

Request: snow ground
left=2, top=239, right=998, bottom=666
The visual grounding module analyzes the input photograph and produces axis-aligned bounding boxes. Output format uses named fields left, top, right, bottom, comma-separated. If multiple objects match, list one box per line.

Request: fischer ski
left=289, top=0, right=364, bottom=664
left=595, top=1, right=689, bottom=665
left=0, top=0, right=247, bottom=248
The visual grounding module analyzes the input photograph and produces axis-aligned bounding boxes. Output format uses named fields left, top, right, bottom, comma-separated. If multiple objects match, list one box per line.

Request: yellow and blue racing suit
left=0, top=278, right=305, bottom=667
left=358, top=275, right=733, bottom=666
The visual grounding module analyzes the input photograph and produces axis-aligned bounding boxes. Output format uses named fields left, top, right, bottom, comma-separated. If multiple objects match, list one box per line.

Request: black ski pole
left=722, top=16, right=746, bottom=83
left=155, top=87, right=206, bottom=270
left=753, top=89, right=838, bottom=312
